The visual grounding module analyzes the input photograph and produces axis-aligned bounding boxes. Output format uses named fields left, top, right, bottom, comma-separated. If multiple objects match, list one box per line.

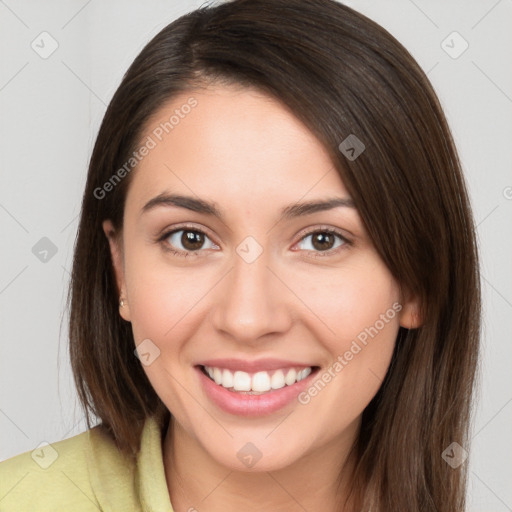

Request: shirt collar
left=136, top=416, right=174, bottom=512
left=86, top=416, right=174, bottom=511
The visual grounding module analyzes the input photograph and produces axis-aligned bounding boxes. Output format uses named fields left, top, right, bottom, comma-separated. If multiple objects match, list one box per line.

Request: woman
left=0, top=0, right=480, bottom=510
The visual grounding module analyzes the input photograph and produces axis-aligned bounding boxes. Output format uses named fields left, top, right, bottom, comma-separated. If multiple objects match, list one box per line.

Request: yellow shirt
left=0, top=416, right=174, bottom=511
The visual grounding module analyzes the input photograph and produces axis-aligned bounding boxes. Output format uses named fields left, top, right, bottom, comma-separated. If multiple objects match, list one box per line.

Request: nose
left=211, top=247, right=293, bottom=344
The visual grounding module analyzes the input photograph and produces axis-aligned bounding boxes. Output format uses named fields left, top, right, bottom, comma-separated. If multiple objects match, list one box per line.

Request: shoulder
left=0, top=425, right=138, bottom=511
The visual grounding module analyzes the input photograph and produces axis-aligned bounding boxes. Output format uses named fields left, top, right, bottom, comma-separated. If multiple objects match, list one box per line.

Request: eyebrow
left=140, top=192, right=355, bottom=221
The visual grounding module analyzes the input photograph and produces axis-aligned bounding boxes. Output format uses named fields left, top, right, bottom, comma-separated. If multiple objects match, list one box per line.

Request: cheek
left=294, top=254, right=401, bottom=350
left=292, top=254, right=401, bottom=411
left=123, top=253, right=210, bottom=414
left=123, top=241, right=223, bottom=369
left=126, top=262, right=203, bottom=342
left=292, top=258, right=401, bottom=430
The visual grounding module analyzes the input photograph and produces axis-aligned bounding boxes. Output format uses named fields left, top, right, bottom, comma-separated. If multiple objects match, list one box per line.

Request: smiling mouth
left=199, top=364, right=320, bottom=395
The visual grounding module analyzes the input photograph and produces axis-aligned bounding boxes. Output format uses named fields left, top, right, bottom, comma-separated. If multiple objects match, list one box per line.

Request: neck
left=163, top=417, right=359, bottom=512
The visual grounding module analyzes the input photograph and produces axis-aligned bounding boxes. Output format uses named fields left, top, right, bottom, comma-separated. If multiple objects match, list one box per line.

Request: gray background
left=0, top=1, right=511, bottom=510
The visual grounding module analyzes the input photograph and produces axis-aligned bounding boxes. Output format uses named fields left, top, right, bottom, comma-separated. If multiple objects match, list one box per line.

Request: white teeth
left=203, top=365, right=313, bottom=392
left=297, top=367, right=312, bottom=381
left=284, top=369, right=297, bottom=386
left=252, top=371, right=271, bottom=392
left=233, top=371, right=252, bottom=391
left=221, top=369, right=233, bottom=388
left=271, top=370, right=285, bottom=390
left=213, top=367, right=222, bottom=385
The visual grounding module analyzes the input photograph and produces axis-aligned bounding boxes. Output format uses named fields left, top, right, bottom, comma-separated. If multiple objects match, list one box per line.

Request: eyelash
left=157, top=224, right=352, bottom=259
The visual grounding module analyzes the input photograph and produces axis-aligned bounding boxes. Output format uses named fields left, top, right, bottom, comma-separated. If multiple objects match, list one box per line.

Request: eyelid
left=294, top=224, right=352, bottom=244
left=157, top=222, right=218, bottom=245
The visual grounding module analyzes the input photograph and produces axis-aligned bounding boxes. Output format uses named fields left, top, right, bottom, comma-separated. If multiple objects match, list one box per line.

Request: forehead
left=125, top=84, right=349, bottom=213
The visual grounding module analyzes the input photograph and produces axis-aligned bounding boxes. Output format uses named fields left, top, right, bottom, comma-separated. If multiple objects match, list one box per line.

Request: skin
left=103, top=84, right=420, bottom=512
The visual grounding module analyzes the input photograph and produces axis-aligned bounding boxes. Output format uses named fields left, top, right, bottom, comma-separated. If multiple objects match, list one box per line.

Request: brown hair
left=68, top=0, right=481, bottom=510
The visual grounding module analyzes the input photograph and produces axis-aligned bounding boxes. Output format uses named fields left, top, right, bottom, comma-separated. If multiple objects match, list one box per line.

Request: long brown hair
left=68, top=1, right=480, bottom=510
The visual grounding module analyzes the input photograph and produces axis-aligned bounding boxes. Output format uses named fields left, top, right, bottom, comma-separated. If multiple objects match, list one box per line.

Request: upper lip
left=197, top=358, right=315, bottom=373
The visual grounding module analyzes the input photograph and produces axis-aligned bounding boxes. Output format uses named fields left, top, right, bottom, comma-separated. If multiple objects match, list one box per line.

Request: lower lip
left=196, top=366, right=317, bottom=416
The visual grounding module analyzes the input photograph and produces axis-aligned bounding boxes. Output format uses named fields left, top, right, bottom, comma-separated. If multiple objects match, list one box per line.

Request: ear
left=398, top=288, right=423, bottom=329
left=102, top=219, right=131, bottom=322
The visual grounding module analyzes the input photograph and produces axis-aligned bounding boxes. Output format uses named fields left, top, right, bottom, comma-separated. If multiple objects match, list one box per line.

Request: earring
left=119, top=297, right=126, bottom=308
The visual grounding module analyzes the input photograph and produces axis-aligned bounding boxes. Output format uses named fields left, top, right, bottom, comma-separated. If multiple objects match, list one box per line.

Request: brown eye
left=181, top=230, right=205, bottom=250
left=297, top=229, right=347, bottom=254
left=163, top=228, right=218, bottom=254
left=311, top=232, right=336, bottom=251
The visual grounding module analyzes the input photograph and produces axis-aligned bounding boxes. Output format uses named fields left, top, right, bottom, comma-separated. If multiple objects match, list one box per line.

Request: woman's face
left=104, top=84, right=416, bottom=472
